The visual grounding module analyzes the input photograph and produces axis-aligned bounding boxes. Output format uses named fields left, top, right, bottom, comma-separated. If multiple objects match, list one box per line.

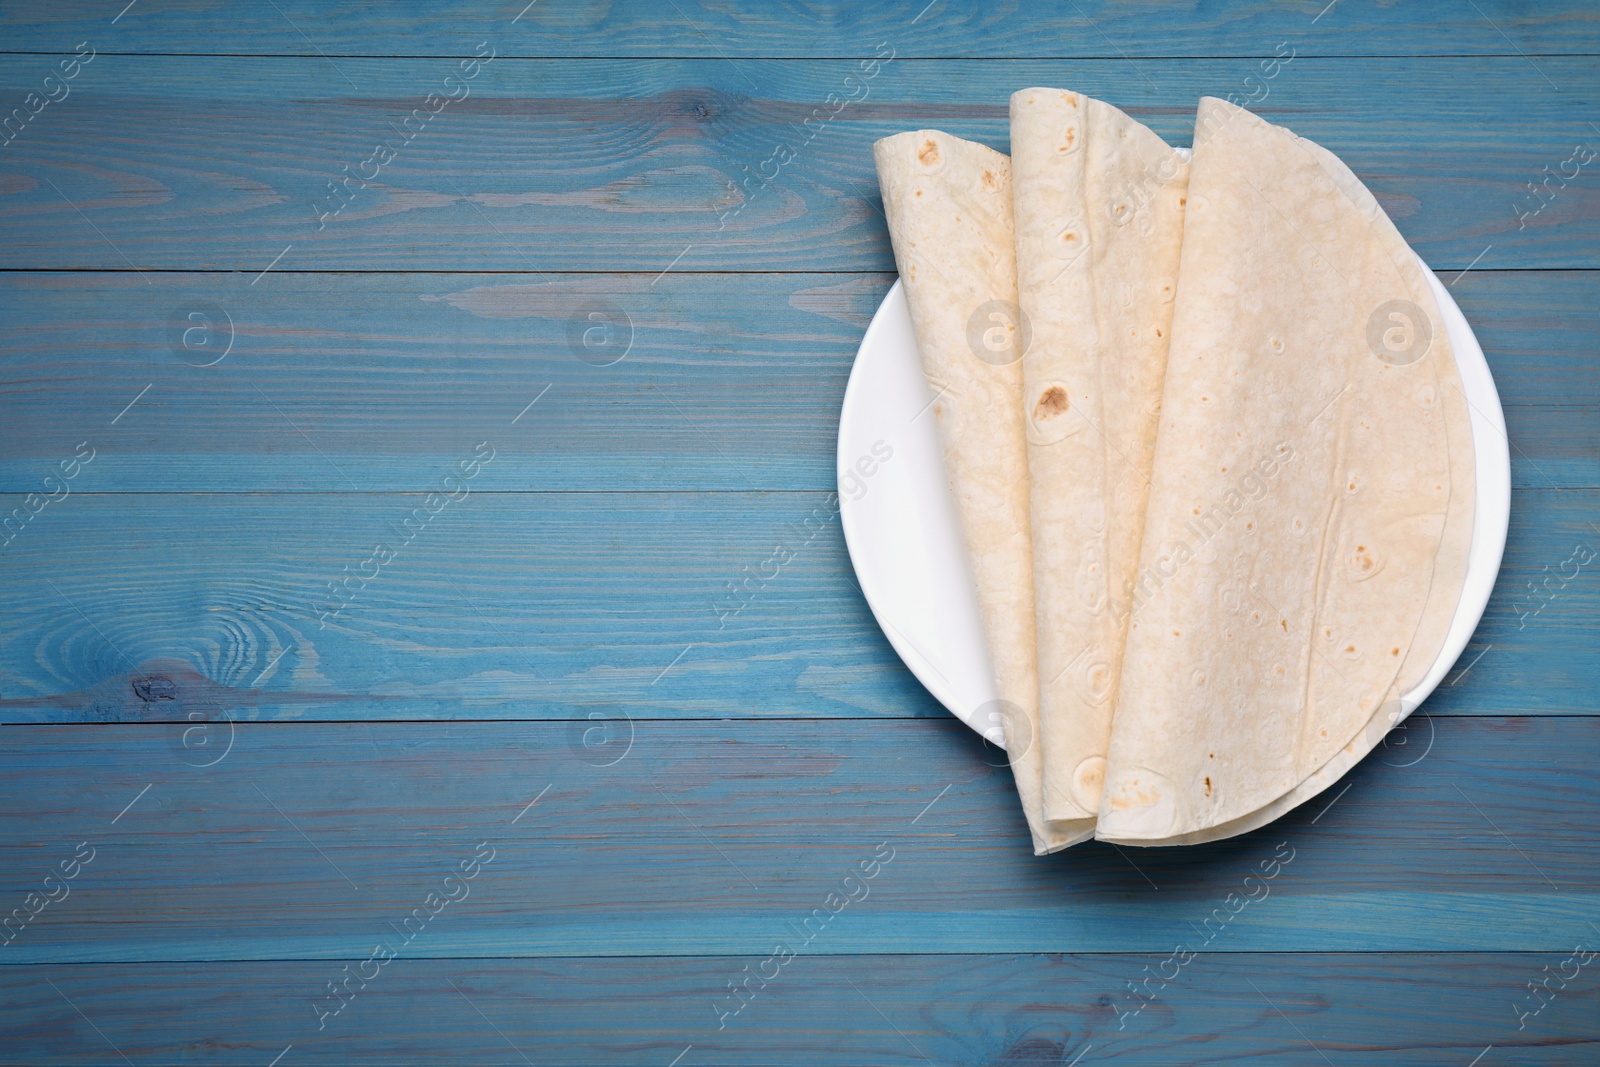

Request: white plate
left=837, top=259, right=1511, bottom=746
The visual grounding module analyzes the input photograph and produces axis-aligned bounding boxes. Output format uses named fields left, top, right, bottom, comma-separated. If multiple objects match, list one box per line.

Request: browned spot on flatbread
left=980, top=167, right=1001, bottom=191
left=1034, top=386, right=1069, bottom=419
left=1109, top=778, right=1159, bottom=811
left=1204, top=776, right=1212, bottom=797
left=917, top=139, right=941, bottom=166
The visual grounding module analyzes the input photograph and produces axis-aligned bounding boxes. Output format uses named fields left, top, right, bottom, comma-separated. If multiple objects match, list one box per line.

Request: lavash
left=874, top=130, right=1091, bottom=854
left=1097, top=98, right=1466, bottom=844
left=1010, top=89, right=1189, bottom=824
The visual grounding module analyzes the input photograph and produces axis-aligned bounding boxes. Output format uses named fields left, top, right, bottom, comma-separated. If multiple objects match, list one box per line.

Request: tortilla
left=1009, top=89, right=1189, bottom=823
left=1096, top=98, right=1459, bottom=844
left=874, top=130, right=1091, bottom=854
left=1138, top=132, right=1476, bottom=845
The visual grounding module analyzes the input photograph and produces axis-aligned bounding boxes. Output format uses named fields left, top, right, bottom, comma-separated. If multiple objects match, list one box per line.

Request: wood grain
left=1, top=6, right=1597, bottom=1062
left=3, top=954, right=1595, bottom=1066
left=0, top=489, right=1590, bottom=722
left=0, top=57, right=1594, bottom=271
left=3, top=0, right=1596, bottom=58
left=0, top=717, right=1594, bottom=963
left=0, top=269, right=1591, bottom=493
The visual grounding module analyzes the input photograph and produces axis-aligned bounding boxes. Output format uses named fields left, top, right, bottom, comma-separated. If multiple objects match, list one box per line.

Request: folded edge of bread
left=874, top=129, right=1091, bottom=854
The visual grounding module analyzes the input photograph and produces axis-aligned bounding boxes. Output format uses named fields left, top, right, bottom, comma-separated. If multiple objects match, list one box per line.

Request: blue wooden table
left=1, top=2, right=1596, bottom=1063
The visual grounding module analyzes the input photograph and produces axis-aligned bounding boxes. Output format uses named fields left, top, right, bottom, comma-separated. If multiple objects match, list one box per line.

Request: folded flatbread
left=874, top=130, right=1090, bottom=853
left=1132, top=114, right=1476, bottom=845
left=1097, top=98, right=1472, bottom=844
left=1009, top=89, right=1189, bottom=825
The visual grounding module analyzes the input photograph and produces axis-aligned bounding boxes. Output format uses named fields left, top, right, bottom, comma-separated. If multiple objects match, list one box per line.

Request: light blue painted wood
left=0, top=57, right=1594, bottom=271
left=0, top=717, right=1594, bottom=962
left=0, top=489, right=1590, bottom=721
left=0, top=269, right=1591, bottom=494
left=0, top=4, right=1596, bottom=1063
left=2, top=954, right=1594, bottom=1066
left=2, top=0, right=1595, bottom=58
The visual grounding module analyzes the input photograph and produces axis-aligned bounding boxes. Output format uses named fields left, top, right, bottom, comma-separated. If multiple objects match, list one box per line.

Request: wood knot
left=132, top=675, right=177, bottom=702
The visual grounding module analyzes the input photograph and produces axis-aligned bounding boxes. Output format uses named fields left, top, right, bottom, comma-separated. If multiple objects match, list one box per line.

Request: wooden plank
left=0, top=716, right=1594, bottom=963
left=1, top=954, right=1594, bottom=1065
left=0, top=269, right=1591, bottom=494
left=0, top=57, right=1594, bottom=271
left=0, top=489, right=1592, bottom=722
left=0, top=270, right=884, bottom=495
left=4, top=0, right=1597, bottom=58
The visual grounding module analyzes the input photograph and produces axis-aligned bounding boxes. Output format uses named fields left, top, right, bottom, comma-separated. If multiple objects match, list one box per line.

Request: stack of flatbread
left=874, top=93, right=1474, bottom=853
